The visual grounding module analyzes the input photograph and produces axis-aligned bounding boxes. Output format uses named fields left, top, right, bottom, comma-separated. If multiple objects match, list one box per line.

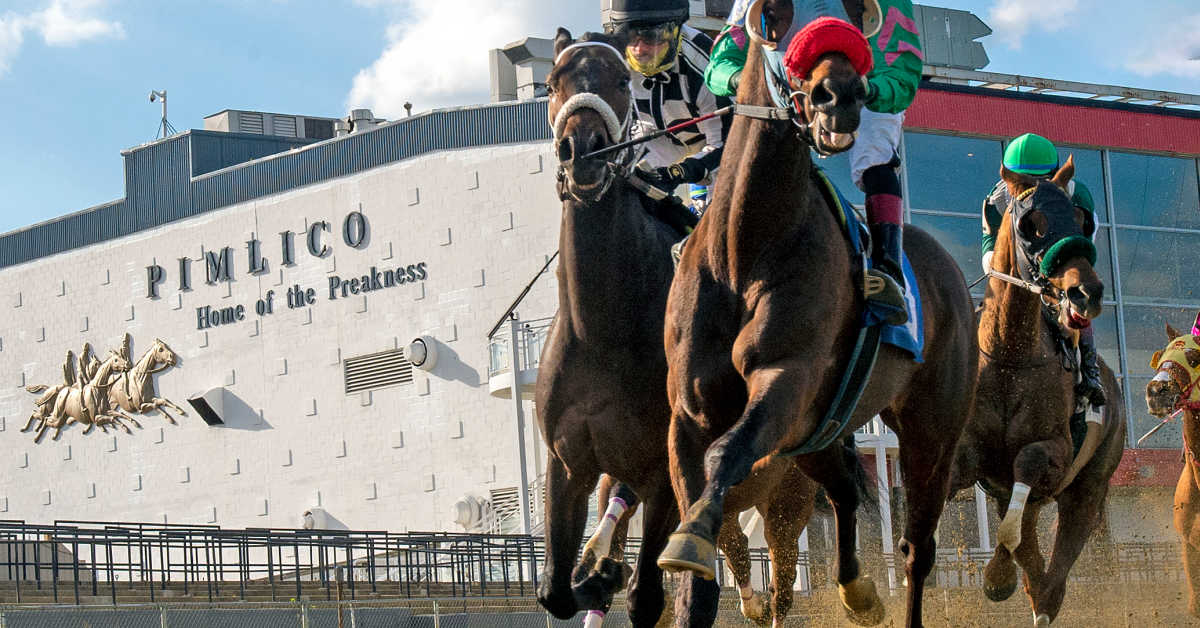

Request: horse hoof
left=983, top=554, right=1018, bottom=602
left=739, top=591, right=771, bottom=625
left=656, top=531, right=716, bottom=579
left=1034, top=612, right=1051, bottom=626
left=536, top=580, right=578, bottom=620
left=572, top=557, right=629, bottom=608
left=839, top=575, right=886, bottom=626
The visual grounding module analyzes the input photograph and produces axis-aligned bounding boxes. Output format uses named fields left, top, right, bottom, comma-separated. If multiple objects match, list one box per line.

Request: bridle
left=548, top=41, right=637, bottom=204
left=731, top=44, right=831, bottom=154
left=986, top=188, right=1064, bottom=306
left=1152, top=336, right=1200, bottom=414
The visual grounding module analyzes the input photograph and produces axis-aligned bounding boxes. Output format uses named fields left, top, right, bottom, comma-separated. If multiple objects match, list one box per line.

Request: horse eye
left=1019, top=211, right=1048, bottom=239
left=1187, top=349, right=1200, bottom=369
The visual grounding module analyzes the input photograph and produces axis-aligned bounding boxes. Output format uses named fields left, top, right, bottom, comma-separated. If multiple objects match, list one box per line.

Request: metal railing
left=487, top=317, right=553, bottom=379
left=0, top=520, right=1185, bottom=607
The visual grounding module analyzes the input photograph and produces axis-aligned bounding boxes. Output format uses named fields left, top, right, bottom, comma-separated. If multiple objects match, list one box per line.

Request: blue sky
left=0, top=0, right=1196, bottom=236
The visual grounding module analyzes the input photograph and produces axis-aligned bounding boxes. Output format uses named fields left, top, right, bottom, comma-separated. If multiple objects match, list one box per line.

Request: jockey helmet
left=1003, top=133, right=1058, bottom=176
left=603, top=0, right=690, bottom=76
left=1070, top=180, right=1095, bottom=214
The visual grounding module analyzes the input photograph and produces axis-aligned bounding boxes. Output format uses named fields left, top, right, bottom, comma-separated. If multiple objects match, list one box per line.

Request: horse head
left=548, top=28, right=633, bottom=203
left=1147, top=322, right=1200, bottom=417
left=744, top=0, right=870, bottom=155
left=999, top=155, right=1104, bottom=328
left=149, top=338, right=179, bottom=369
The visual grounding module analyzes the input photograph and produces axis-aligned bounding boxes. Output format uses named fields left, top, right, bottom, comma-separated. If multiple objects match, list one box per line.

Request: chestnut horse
left=537, top=28, right=822, bottom=628
left=654, top=3, right=977, bottom=627
left=949, top=161, right=1126, bottom=626
left=1145, top=319, right=1200, bottom=617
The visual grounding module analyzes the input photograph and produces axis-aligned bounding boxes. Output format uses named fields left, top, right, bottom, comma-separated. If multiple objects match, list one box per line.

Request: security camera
left=149, top=91, right=157, bottom=103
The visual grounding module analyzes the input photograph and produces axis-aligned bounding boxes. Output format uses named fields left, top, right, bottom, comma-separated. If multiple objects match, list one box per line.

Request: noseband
left=1152, top=336, right=1200, bottom=414
left=549, top=42, right=636, bottom=203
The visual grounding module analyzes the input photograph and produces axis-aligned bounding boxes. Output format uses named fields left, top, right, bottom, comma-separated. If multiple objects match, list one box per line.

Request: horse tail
left=839, top=434, right=878, bottom=511
left=25, top=384, right=47, bottom=394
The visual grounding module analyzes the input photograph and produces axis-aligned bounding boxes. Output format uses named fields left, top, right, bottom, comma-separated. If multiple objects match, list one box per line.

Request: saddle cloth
left=814, top=168, right=925, bottom=363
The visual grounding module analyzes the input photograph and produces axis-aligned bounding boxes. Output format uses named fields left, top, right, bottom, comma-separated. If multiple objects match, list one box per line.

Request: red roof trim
left=905, top=86, right=1200, bottom=157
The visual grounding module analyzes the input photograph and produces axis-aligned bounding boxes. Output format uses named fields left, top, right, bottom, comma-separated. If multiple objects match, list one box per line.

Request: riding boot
left=1076, top=326, right=1106, bottom=408
left=865, top=222, right=908, bottom=325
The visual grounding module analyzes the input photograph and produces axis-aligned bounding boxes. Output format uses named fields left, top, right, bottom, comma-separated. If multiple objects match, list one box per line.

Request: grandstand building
left=0, top=3, right=1197, bottom=576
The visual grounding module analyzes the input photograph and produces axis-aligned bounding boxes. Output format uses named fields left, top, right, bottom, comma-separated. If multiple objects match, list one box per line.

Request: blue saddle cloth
left=815, top=169, right=925, bottom=363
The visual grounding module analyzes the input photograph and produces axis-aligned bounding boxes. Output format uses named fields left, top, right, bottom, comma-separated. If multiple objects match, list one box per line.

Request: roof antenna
left=149, top=90, right=178, bottom=139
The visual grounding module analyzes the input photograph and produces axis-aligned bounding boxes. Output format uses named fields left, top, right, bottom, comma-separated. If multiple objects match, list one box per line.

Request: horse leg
left=762, top=475, right=815, bottom=628
left=1011, top=504, right=1047, bottom=609
left=154, top=404, right=177, bottom=425
left=800, top=442, right=884, bottom=626
left=160, top=397, right=187, bottom=416
left=573, top=477, right=637, bottom=617
left=892, top=398, right=968, bottom=628
left=997, top=441, right=1068, bottom=556
left=537, top=453, right=597, bottom=620
left=1177, top=469, right=1200, bottom=617
left=625, top=480, right=675, bottom=628
left=1033, top=476, right=1109, bottom=624
left=660, top=369, right=807, bottom=579
left=715, top=509, right=766, bottom=625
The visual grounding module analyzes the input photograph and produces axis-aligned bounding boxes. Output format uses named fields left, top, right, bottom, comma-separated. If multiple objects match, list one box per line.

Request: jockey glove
left=729, top=70, right=742, bottom=93
left=646, top=157, right=708, bottom=189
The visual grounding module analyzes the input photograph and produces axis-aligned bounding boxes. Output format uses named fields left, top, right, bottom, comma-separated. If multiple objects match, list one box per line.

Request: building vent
left=489, top=486, right=520, bottom=532
left=272, top=115, right=298, bottom=137
left=343, top=348, right=413, bottom=394
left=239, top=112, right=264, bottom=134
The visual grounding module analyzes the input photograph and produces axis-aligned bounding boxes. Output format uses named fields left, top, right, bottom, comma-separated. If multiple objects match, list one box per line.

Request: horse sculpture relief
left=22, top=333, right=184, bottom=442
left=1145, top=317, right=1200, bottom=618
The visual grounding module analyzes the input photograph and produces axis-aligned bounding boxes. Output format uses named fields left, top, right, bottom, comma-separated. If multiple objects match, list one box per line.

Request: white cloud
left=346, top=0, right=596, bottom=117
left=0, top=0, right=123, bottom=77
left=1126, top=13, right=1200, bottom=79
left=0, top=14, right=29, bottom=76
left=986, top=0, right=1080, bottom=50
left=33, top=0, right=124, bottom=46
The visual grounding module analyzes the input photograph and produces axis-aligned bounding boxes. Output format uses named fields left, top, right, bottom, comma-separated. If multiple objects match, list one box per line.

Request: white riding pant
left=849, top=109, right=905, bottom=191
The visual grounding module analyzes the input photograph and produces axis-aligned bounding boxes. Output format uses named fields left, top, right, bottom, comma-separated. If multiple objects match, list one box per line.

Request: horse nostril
left=810, top=80, right=835, bottom=111
left=585, top=131, right=606, bottom=157
left=557, top=137, right=574, bottom=163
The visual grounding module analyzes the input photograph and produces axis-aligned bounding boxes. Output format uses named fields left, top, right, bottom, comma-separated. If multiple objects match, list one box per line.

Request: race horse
left=949, top=159, right=1126, bottom=626
left=537, top=28, right=824, bottom=627
left=106, top=334, right=186, bottom=424
left=654, top=2, right=978, bottom=626
left=22, top=348, right=132, bottom=442
left=1145, top=317, right=1200, bottom=617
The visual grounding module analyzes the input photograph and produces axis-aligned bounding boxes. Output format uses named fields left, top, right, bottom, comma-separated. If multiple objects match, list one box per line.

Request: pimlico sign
left=144, top=210, right=429, bottom=330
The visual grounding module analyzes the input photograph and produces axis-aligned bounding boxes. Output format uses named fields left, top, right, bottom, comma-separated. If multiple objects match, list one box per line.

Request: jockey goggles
left=621, top=22, right=682, bottom=76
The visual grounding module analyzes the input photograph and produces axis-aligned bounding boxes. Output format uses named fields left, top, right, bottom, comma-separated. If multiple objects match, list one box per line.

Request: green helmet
left=1071, top=180, right=1095, bottom=214
left=1003, top=133, right=1058, bottom=176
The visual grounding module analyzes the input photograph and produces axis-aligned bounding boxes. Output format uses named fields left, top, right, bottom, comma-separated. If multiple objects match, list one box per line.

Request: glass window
left=1056, top=146, right=1107, bottom=221
left=1120, top=304, right=1200, bottom=376
left=1110, top=152, right=1200, bottom=229
left=1090, top=307, right=1121, bottom=374
left=904, top=133, right=1003, bottom=213
left=815, top=150, right=865, bottom=206
left=1092, top=227, right=1115, bottom=292
left=1115, top=229, right=1200, bottom=303
left=909, top=214, right=980, bottom=282
left=1127, top=376, right=1181, bottom=449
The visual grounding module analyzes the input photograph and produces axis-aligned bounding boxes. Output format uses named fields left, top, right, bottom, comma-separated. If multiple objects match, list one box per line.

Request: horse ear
left=1168, top=322, right=1183, bottom=341
left=554, top=27, right=574, bottom=58
left=1051, top=154, right=1075, bottom=191
left=999, top=165, right=1034, bottom=198
left=1150, top=350, right=1163, bottom=369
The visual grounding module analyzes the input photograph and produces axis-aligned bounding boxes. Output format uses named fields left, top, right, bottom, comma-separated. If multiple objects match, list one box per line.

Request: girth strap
left=780, top=324, right=883, bottom=457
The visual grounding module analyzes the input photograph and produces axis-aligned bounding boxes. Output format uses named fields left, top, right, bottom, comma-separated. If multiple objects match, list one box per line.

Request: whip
left=1136, top=409, right=1184, bottom=447
left=578, top=105, right=734, bottom=161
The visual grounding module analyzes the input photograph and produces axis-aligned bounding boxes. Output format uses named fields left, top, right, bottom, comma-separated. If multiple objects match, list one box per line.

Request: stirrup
left=863, top=269, right=908, bottom=325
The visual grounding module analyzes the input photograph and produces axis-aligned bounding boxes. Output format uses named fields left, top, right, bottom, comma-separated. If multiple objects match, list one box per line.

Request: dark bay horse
left=537, top=29, right=821, bottom=628
left=949, top=161, right=1126, bottom=626
left=655, top=4, right=978, bottom=627
left=1145, top=320, right=1200, bottom=617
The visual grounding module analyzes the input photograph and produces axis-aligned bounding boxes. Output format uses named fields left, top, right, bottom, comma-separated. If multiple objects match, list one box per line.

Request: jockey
left=981, top=132, right=1106, bottom=408
left=603, top=0, right=732, bottom=217
left=704, top=0, right=922, bottom=324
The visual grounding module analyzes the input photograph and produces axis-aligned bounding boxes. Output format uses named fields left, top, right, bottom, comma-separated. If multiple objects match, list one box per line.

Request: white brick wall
left=0, top=142, right=563, bottom=532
